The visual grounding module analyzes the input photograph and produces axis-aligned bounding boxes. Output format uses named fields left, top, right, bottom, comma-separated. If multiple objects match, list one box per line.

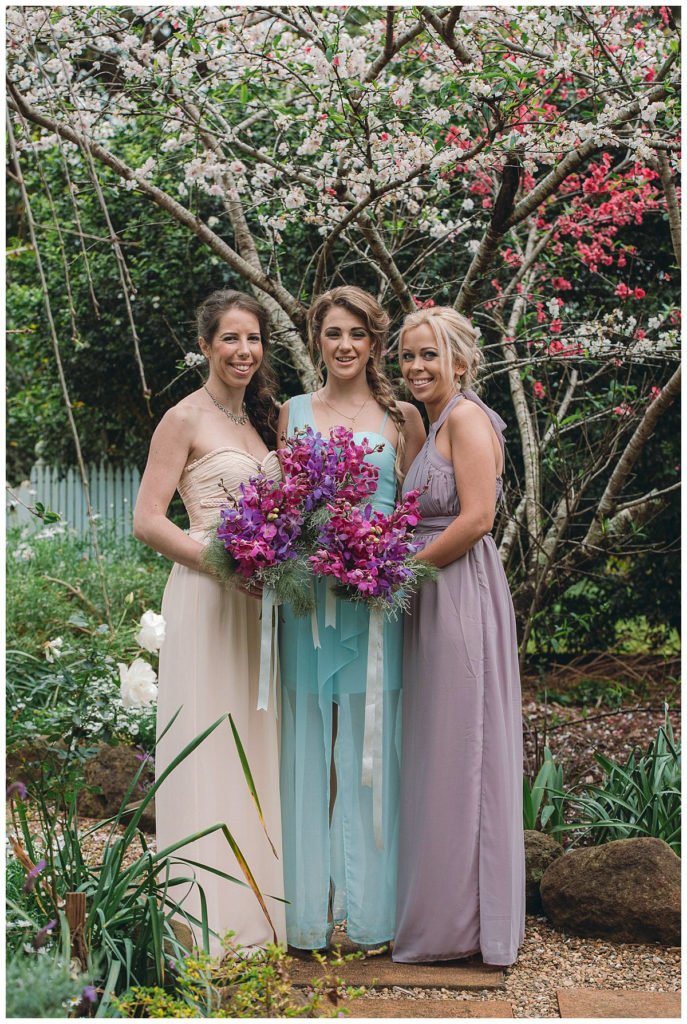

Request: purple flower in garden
left=75, top=985, right=98, bottom=1016
left=6, top=781, right=27, bottom=802
left=23, top=858, right=46, bottom=893
left=33, top=918, right=58, bottom=950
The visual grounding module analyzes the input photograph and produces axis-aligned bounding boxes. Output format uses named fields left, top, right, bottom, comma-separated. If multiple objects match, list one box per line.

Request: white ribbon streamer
left=310, top=579, right=321, bottom=649
left=257, top=588, right=279, bottom=713
left=361, top=606, right=385, bottom=849
left=325, top=578, right=337, bottom=629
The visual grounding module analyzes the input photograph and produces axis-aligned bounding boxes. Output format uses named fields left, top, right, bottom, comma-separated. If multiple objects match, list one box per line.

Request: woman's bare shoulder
left=154, top=391, right=205, bottom=440
left=448, top=397, right=491, bottom=429
left=396, top=400, right=423, bottom=424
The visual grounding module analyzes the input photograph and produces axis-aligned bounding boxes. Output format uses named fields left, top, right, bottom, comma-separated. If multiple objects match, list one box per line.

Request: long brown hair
left=196, top=289, right=279, bottom=447
left=308, top=286, right=407, bottom=481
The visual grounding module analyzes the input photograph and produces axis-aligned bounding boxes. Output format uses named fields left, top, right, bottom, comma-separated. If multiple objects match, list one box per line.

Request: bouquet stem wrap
left=361, top=606, right=385, bottom=850
left=257, top=588, right=279, bottom=716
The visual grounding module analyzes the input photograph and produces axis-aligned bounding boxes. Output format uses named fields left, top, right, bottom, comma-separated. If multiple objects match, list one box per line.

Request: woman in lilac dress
left=393, top=306, right=525, bottom=966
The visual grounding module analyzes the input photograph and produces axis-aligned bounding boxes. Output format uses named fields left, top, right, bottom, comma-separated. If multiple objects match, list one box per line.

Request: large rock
left=540, top=837, right=680, bottom=945
left=524, top=830, right=564, bottom=914
left=7, top=738, right=67, bottom=785
left=79, top=743, right=156, bottom=832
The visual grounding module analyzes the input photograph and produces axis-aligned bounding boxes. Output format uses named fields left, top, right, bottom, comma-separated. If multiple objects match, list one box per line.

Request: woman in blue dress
left=278, top=286, right=425, bottom=951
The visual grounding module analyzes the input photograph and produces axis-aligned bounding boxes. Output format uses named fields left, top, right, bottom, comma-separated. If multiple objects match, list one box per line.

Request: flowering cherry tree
left=7, top=5, right=681, bottom=647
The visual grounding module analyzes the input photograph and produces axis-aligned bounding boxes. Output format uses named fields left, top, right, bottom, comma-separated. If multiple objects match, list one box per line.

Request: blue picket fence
left=6, top=461, right=141, bottom=537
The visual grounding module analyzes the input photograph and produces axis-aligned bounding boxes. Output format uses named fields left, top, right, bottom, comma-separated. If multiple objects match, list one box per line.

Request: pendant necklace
left=317, top=390, right=371, bottom=424
left=204, top=385, right=248, bottom=425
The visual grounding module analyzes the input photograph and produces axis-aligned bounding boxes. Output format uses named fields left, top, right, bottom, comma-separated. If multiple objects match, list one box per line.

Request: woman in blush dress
left=278, top=286, right=425, bottom=952
left=393, top=306, right=525, bottom=966
left=133, top=289, right=286, bottom=955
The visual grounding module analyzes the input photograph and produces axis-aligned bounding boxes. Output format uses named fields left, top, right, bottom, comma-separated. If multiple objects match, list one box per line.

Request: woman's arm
left=397, top=401, right=426, bottom=475
left=133, top=406, right=209, bottom=572
left=275, top=400, right=291, bottom=474
left=415, top=403, right=497, bottom=569
left=276, top=400, right=290, bottom=449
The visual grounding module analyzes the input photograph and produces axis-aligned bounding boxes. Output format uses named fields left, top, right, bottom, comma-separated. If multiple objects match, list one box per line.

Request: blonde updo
left=398, top=307, right=482, bottom=391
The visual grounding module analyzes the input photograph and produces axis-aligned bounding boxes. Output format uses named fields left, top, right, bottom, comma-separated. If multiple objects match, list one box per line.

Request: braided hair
left=196, top=289, right=279, bottom=448
left=308, top=286, right=407, bottom=482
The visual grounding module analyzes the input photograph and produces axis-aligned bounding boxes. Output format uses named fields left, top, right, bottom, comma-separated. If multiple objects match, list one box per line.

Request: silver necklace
left=317, top=390, right=371, bottom=423
left=204, top=385, right=248, bottom=425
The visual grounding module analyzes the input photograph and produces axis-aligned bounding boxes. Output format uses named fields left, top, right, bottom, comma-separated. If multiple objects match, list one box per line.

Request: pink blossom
left=634, top=287, right=646, bottom=299
left=533, top=381, right=545, bottom=399
left=615, top=283, right=631, bottom=299
left=613, top=403, right=633, bottom=417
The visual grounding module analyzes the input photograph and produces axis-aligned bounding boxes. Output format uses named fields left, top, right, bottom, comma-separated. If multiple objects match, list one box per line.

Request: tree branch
left=506, top=79, right=673, bottom=229
left=581, top=364, right=681, bottom=552
left=420, top=7, right=473, bottom=64
left=7, top=80, right=307, bottom=331
left=655, top=149, right=681, bottom=268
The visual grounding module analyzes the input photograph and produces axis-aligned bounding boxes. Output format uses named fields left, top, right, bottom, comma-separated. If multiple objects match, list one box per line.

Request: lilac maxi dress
left=393, top=390, right=525, bottom=966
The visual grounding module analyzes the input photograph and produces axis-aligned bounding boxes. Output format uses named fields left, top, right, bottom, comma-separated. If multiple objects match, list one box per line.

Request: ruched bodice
left=403, top=391, right=506, bottom=530
left=179, top=447, right=282, bottom=535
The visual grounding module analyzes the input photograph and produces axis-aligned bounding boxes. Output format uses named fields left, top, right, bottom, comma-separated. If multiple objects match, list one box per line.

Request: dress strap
left=287, top=393, right=314, bottom=435
left=429, top=392, right=463, bottom=434
left=379, top=409, right=389, bottom=433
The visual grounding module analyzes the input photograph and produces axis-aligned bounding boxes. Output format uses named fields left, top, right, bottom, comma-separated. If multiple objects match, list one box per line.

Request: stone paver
left=557, top=988, right=681, bottom=1018
left=340, top=997, right=513, bottom=1017
left=288, top=949, right=504, bottom=990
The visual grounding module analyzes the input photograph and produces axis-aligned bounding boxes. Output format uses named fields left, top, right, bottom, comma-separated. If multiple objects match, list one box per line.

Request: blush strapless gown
left=155, top=447, right=287, bottom=955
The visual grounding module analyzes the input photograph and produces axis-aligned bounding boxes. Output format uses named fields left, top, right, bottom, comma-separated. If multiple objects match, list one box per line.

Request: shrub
left=550, top=715, right=681, bottom=853
left=111, top=941, right=364, bottom=1018
left=7, top=713, right=284, bottom=1014
left=6, top=951, right=95, bottom=1019
left=523, top=748, right=565, bottom=832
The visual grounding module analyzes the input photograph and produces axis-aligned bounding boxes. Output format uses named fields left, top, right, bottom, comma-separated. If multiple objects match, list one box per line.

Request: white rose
left=119, top=658, right=158, bottom=708
left=135, top=610, right=166, bottom=653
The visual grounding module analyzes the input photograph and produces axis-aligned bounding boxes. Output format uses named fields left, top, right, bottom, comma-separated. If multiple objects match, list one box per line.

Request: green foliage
left=111, top=943, right=363, bottom=1018
left=6, top=949, right=94, bottom=1019
left=556, top=716, right=681, bottom=854
left=7, top=526, right=169, bottom=763
left=6, top=525, right=168, bottom=655
left=522, top=748, right=566, bottom=833
left=7, top=713, right=282, bottom=1014
left=535, top=677, right=646, bottom=710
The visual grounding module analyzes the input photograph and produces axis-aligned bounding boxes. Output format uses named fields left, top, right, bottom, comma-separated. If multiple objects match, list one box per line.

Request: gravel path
left=360, top=915, right=680, bottom=1018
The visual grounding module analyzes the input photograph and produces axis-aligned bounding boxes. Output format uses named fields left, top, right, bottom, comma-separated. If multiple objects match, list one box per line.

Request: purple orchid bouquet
left=203, top=473, right=315, bottom=615
left=277, top=424, right=382, bottom=516
left=309, top=489, right=438, bottom=618
left=203, top=426, right=386, bottom=616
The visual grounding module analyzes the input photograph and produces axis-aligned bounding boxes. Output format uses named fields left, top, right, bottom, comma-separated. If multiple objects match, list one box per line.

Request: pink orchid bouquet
left=203, top=473, right=316, bottom=615
left=309, top=489, right=438, bottom=617
left=277, top=424, right=382, bottom=517
left=203, top=426, right=386, bottom=615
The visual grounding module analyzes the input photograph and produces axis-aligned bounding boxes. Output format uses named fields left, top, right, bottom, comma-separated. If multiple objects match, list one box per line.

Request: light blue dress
left=279, top=393, right=402, bottom=950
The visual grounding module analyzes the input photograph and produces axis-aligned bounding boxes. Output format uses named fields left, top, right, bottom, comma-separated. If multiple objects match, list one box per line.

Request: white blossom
left=119, top=658, right=158, bottom=708
left=135, top=610, right=166, bottom=653
left=184, top=351, right=206, bottom=368
left=43, top=637, right=64, bottom=663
